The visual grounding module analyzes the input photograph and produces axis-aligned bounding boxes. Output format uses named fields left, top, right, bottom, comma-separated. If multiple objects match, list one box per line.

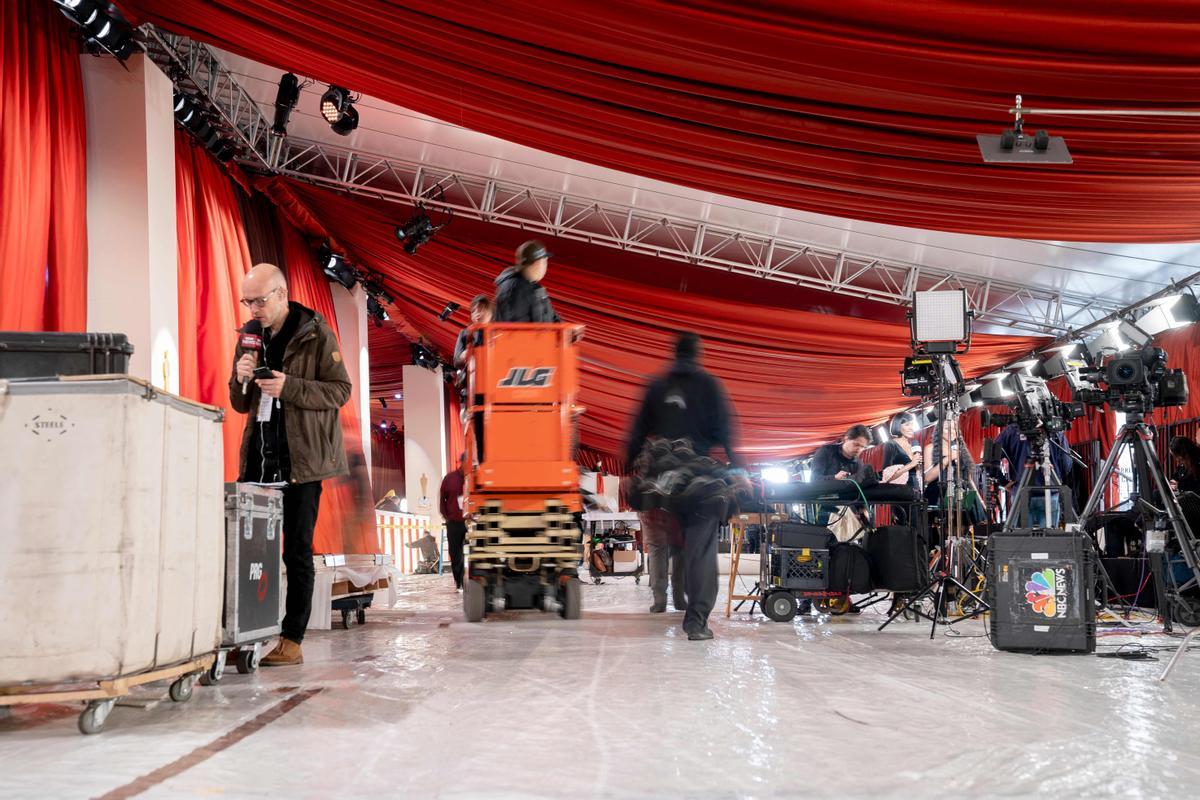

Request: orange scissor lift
left=461, top=323, right=585, bottom=621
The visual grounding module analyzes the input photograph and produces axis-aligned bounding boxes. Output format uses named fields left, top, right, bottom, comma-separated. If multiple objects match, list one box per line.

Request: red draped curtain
left=372, top=432, right=405, bottom=501
left=445, top=381, right=465, bottom=469
left=119, top=1, right=1200, bottom=241
left=1, top=0, right=88, bottom=330
left=174, top=132, right=253, bottom=478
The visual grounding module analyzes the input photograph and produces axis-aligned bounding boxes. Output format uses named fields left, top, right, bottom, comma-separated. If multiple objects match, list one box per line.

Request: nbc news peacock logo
left=1025, top=567, right=1069, bottom=619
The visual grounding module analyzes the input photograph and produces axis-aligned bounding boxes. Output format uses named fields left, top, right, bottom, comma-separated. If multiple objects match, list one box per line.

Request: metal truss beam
left=140, top=26, right=1125, bottom=336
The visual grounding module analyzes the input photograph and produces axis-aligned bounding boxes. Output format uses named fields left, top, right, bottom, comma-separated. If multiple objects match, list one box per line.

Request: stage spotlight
left=395, top=205, right=442, bottom=255
left=761, top=466, right=789, bottom=484
left=1117, top=319, right=1153, bottom=349
left=318, top=244, right=358, bottom=290
left=958, top=387, right=984, bottom=412
left=410, top=343, right=440, bottom=372
left=1170, top=293, right=1200, bottom=326
left=360, top=277, right=394, bottom=305
left=209, top=138, right=238, bottom=163
left=367, top=296, right=388, bottom=327
left=1138, top=293, right=1200, bottom=335
left=55, top=0, right=137, bottom=60
left=379, top=397, right=388, bottom=409
left=1085, top=323, right=1127, bottom=360
left=438, top=302, right=461, bottom=322
left=980, top=374, right=1015, bottom=402
left=1010, top=359, right=1039, bottom=374
left=1042, top=344, right=1088, bottom=380
left=320, top=85, right=359, bottom=135
left=272, top=73, right=301, bottom=136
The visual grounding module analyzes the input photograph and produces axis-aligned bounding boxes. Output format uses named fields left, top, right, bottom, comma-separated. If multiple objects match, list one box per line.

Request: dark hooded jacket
left=624, top=358, right=741, bottom=470
left=228, top=301, right=352, bottom=484
left=494, top=267, right=561, bottom=323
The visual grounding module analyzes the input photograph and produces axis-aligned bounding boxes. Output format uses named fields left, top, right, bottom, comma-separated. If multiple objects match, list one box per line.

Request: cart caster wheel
left=464, top=579, right=486, bottom=622
left=357, top=608, right=367, bottom=625
left=340, top=609, right=353, bottom=630
left=79, top=699, right=115, bottom=735
left=560, top=577, right=582, bottom=620
left=762, top=591, right=798, bottom=623
left=1171, top=595, right=1200, bottom=627
left=199, top=652, right=227, bottom=685
left=169, top=675, right=195, bottom=703
left=236, top=647, right=260, bottom=674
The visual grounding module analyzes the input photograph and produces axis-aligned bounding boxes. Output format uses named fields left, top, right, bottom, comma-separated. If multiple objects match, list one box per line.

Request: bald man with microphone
left=229, top=263, right=351, bottom=667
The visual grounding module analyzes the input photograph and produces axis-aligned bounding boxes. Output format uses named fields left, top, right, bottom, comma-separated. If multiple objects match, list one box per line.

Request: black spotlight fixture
left=410, top=343, right=440, bottom=372
left=318, top=244, right=358, bottom=291
left=55, top=1, right=138, bottom=61
left=367, top=296, right=388, bottom=327
left=438, top=302, right=460, bottom=322
left=173, top=91, right=237, bottom=160
left=360, top=276, right=394, bottom=305
left=272, top=72, right=301, bottom=137
left=395, top=203, right=450, bottom=255
left=320, top=85, right=359, bottom=135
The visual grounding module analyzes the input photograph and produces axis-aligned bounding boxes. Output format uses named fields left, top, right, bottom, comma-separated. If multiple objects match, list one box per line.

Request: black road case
left=0, top=332, right=133, bottom=379
left=987, top=529, right=1096, bottom=654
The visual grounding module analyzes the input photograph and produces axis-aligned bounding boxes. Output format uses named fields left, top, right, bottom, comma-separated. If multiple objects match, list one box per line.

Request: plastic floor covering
left=1, top=574, right=1199, bottom=799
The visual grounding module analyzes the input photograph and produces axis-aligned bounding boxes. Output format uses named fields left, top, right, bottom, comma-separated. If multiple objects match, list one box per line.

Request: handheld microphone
left=240, top=319, right=263, bottom=395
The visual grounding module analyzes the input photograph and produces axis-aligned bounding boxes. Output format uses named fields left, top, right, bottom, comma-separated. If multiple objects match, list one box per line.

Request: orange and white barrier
left=376, top=511, right=434, bottom=574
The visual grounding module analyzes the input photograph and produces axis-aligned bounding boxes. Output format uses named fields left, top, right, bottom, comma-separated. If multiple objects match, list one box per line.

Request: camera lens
left=1116, top=363, right=1136, bottom=381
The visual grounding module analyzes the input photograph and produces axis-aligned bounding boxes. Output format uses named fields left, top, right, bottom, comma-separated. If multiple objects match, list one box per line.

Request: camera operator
left=994, top=422, right=1073, bottom=527
left=812, top=424, right=873, bottom=482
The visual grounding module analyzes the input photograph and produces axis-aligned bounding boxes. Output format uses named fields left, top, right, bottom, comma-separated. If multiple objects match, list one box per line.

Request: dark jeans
left=282, top=481, right=323, bottom=643
left=446, top=520, right=467, bottom=588
left=679, top=506, right=721, bottom=635
left=648, top=542, right=686, bottom=608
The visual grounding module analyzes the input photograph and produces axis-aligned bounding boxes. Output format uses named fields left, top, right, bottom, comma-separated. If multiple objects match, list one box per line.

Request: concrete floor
left=2, top=575, right=1199, bottom=799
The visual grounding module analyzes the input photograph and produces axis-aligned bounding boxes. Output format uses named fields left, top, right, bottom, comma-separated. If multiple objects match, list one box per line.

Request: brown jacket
left=228, top=302, right=352, bottom=484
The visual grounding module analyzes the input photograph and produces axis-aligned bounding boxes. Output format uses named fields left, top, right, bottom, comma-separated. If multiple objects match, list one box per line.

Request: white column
left=81, top=54, right=178, bottom=392
left=402, top=364, right=448, bottom=529
left=331, top=284, right=372, bottom=485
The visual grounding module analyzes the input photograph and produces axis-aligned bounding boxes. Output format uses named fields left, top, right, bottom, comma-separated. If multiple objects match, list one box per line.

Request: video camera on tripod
left=980, top=370, right=1083, bottom=438
left=1071, top=345, right=1188, bottom=417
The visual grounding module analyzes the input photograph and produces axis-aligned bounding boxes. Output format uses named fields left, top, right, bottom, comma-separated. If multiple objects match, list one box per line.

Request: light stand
left=880, top=360, right=990, bottom=638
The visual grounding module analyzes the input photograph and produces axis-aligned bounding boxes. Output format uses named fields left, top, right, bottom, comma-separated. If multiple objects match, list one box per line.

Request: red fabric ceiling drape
left=175, top=133, right=253, bottom=479
left=118, top=1, right=1200, bottom=241
left=0, top=0, right=88, bottom=331
left=278, top=221, right=376, bottom=554
left=269, top=179, right=1047, bottom=462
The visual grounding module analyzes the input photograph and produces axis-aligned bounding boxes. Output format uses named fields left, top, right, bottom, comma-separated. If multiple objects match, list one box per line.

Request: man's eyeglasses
left=240, top=287, right=281, bottom=309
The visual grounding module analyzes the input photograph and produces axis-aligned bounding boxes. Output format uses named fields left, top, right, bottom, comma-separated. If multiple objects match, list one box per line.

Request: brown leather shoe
left=260, top=638, right=303, bottom=667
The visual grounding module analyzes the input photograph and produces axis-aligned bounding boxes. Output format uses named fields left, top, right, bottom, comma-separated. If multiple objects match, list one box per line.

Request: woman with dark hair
left=1170, top=436, right=1200, bottom=495
left=881, top=413, right=922, bottom=490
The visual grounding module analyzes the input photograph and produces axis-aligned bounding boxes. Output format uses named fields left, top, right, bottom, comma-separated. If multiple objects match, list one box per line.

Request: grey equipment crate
left=223, top=483, right=284, bottom=646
